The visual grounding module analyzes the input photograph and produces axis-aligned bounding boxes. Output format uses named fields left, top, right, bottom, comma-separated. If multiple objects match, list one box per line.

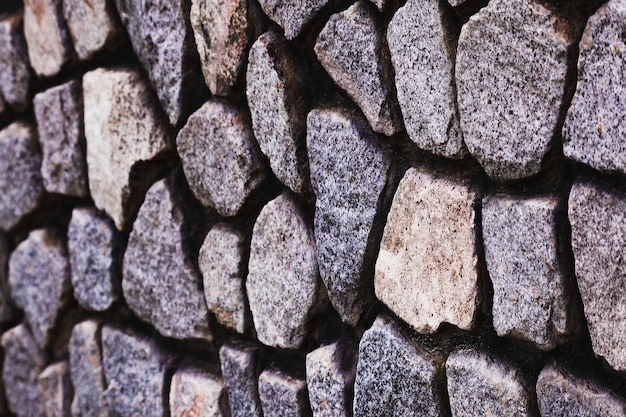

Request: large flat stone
left=219, top=339, right=264, bottom=417
left=63, top=0, right=122, bottom=60
left=170, top=362, right=229, bottom=417
left=0, top=12, right=31, bottom=110
left=38, top=361, right=72, bottom=417
left=258, top=0, right=330, bottom=39
left=258, top=368, right=311, bottom=417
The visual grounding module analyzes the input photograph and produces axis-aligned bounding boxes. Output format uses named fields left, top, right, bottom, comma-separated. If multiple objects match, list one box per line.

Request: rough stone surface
left=199, top=223, right=248, bottom=333
left=569, top=181, right=626, bottom=371
left=23, top=0, right=72, bottom=78
left=0, top=232, right=15, bottom=323
left=247, top=31, right=310, bottom=194
left=83, top=67, right=171, bottom=231
left=482, top=195, right=569, bottom=350
left=219, top=339, right=264, bottom=417
left=258, top=368, right=311, bottom=417
left=8, top=229, right=71, bottom=348
left=307, top=108, right=392, bottom=326
left=446, top=349, right=533, bottom=417
left=353, top=316, right=444, bottom=417
left=102, top=327, right=170, bottom=417
left=191, top=0, right=249, bottom=96
left=375, top=168, right=479, bottom=333
left=176, top=100, right=266, bottom=217
left=63, top=0, right=122, bottom=60
left=123, top=178, right=211, bottom=340
left=69, top=321, right=108, bottom=417
left=315, top=2, right=401, bottom=136
left=0, top=122, right=44, bottom=231
left=0, top=13, right=31, bottom=110
left=33, top=79, right=88, bottom=197
left=563, top=0, right=626, bottom=174
left=456, top=0, right=570, bottom=181
left=1, top=324, right=47, bottom=417
left=387, top=0, right=465, bottom=158
left=68, top=207, right=120, bottom=312
left=170, top=362, right=229, bottom=417
left=537, top=364, right=626, bottom=416
left=38, top=361, right=72, bottom=417
left=258, top=0, right=330, bottom=39
left=247, top=192, right=321, bottom=349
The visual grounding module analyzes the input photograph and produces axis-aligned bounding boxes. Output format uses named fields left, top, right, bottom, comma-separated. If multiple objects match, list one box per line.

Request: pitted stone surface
left=387, top=0, right=464, bottom=158
left=8, top=229, right=71, bottom=348
left=0, top=122, right=44, bottom=231
left=307, top=108, right=392, bottom=326
left=68, top=208, right=120, bottom=312
left=247, top=192, right=321, bottom=349
left=191, top=0, right=249, bottom=96
left=375, top=168, right=479, bottom=333
left=199, top=223, right=248, bottom=333
left=219, top=340, right=264, bottom=417
left=569, top=181, right=626, bottom=371
left=353, top=316, right=444, bottom=417
left=247, top=31, right=310, bottom=194
left=63, top=0, right=122, bottom=60
left=33, top=79, right=88, bottom=197
left=258, top=0, right=330, bottom=39
left=315, top=1, right=401, bottom=136
left=482, top=195, right=569, bottom=350
left=123, top=178, right=211, bottom=340
left=446, top=349, right=533, bottom=417
left=83, top=67, right=171, bottom=231
left=0, top=13, right=31, bottom=110
left=563, top=0, right=626, bottom=174
left=0, top=232, right=15, bottom=323
left=176, top=100, right=266, bottom=217
left=170, top=363, right=229, bottom=417
left=258, top=368, right=311, bottom=417
left=38, top=361, right=72, bottom=417
left=456, top=0, right=570, bottom=181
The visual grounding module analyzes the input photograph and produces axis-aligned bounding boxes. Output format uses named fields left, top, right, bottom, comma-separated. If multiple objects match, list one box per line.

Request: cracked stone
left=258, top=368, right=311, bottom=417
left=38, top=361, right=72, bottom=417
left=0, top=12, right=31, bottom=110
left=219, top=339, right=264, bottom=417
left=63, top=0, right=122, bottom=60
left=258, top=0, right=330, bottom=39
left=170, top=362, right=229, bottom=417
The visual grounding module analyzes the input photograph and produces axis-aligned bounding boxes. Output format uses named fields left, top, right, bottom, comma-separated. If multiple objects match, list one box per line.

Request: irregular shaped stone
left=0, top=13, right=31, bottom=110
left=68, top=208, right=120, bottom=312
left=456, top=0, right=571, bottom=181
left=176, top=100, right=266, bottom=217
left=1, top=324, right=47, bottom=417
left=83, top=67, right=171, bottom=231
left=38, top=361, right=72, bottom=417
left=563, top=0, right=626, bottom=174
left=23, top=0, right=72, bottom=77
left=569, top=181, right=626, bottom=370
left=247, top=192, right=321, bottom=349
left=307, top=108, right=392, bottom=325
left=387, top=0, right=465, bottom=158
left=482, top=195, right=570, bottom=350
left=537, top=364, right=626, bottom=416
left=315, top=2, right=401, bottom=136
left=353, top=316, right=445, bottom=417
left=219, top=339, right=264, bottom=417
left=258, top=368, right=310, bottom=417
left=69, top=321, right=108, bottom=417
left=102, top=327, right=170, bottom=417
left=0, top=232, right=15, bottom=323
left=247, top=31, right=310, bottom=194
left=63, top=0, right=122, bottom=60
left=375, top=168, right=479, bottom=333
left=0, top=122, right=44, bottom=230
left=8, top=229, right=71, bottom=347
left=170, top=362, right=229, bottom=417
left=123, top=178, right=211, bottom=340
left=191, top=0, right=249, bottom=96
left=33, top=79, right=88, bottom=197
left=258, top=0, right=330, bottom=39
left=199, top=223, right=248, bottom=333
left=446, top=349, right=533, bottom=417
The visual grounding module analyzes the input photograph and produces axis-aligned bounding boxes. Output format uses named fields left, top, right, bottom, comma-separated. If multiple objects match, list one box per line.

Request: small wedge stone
left=219, top=339, right=264, bottom=417
left=258, top=368, right=311, bottom=417
left=170, top=362, right=229, bottom=417
left=63, top=0, right=122, bottom=60
left=0, top=13, right=31, bottom=110
left=38, top=361, right=72, bottom=417
left=258, top=0, right=331, bottom=39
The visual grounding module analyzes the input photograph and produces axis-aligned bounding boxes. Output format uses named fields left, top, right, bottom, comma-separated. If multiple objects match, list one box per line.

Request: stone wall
left=0, top=0, right=625, bottom=415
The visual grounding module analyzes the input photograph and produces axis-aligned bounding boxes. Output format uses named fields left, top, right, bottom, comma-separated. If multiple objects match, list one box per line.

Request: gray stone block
left=314, top=1, right=401, bottom=136
left=219, top=339, right=264, bottom=417
left=258, top=0, right=330, bottom=39
left=170, top=362, right=229, bottom=417
left=258, top=368, right=311, bottom=417
left=38, top=361, right=72, bottom=417
left=0, top=13, right=31, bottom=110
left=307, top=108, right=392, bottom=326
left=63, top=0, right=122, bottom=60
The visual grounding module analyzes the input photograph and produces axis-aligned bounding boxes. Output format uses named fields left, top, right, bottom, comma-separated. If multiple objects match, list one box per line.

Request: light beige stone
left=38, top=361, right=72, bottom=417
left=170, top=364, right=229, bottom=417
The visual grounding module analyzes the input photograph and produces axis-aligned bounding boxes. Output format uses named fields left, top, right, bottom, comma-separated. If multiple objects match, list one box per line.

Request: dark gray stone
left=38, top=361, right=72, bottom=417
left=219, top=339, right=264, bottom=417
left=0, top=231, right=15, bottom=324
left=0, top=12, right=31, bottom=110
left=170, top=362, right=229, bottom=417
left=63, top=0, right=122, bottom=60
left=258, top=0, right=330, bottom=39
left=258, top=368, right=311, bottom=417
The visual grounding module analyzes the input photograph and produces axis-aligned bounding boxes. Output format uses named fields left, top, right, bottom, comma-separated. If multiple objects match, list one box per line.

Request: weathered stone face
left=219, top=340, right=264, bottom=417
left=170, top=363, right=229, bottom=417
left=38, top=361, right=72, bottom=417
left=258, top=368, right=310, bottom=417
left=0, top=13, right=31, bottom=111
left=63, top=0, right=122, bottom=60
left=257, top=0, right=330, bottom=39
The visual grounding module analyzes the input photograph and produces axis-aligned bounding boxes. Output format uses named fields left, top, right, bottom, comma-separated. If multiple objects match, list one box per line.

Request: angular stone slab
left=219, top=339, right=264, bottom=417
left=446, top=349, right=533, bottom=417
left=563, top=0, right=626, bottom=174
left=0, top=232, right=15, bottom=324
left=63, top=0, right=122, bottom=60
left=0, top=122, right=44, bottom=231
left=375, top=168, right=479, bottom=333
left=258, top=368, right=311, bottom=417
left=258, top=0, right=330, bottom=39
left=247, top=31, right=311, bottom=194
left=38, top=361, right=72, bottom=417
left=176, top=100, right=266, bottom=217
left=0, top=13, right=31, bottom=110
left=315, top=1, right=401, bottom=136
left=353, top=316, right=445, bottom=417
left=33, top=79, right=88, bottom=197
left=83, top=67, right=171, bottom=231
left=247, top=192, right=321, bottom=349
left=307, top=108, right=392, bottom=326
left=170, top=362, right=229, bottom=417
left=123, top=178, right=211, bottom=340
left=456, top=0, right=571, bottom=181
left=8, top=229, right=72, bottom=347
left=482, top=195, right=570, bottom=350
left=387, top=0, right=465, bottom=158
left=191, top=0, right=249, bottom=96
